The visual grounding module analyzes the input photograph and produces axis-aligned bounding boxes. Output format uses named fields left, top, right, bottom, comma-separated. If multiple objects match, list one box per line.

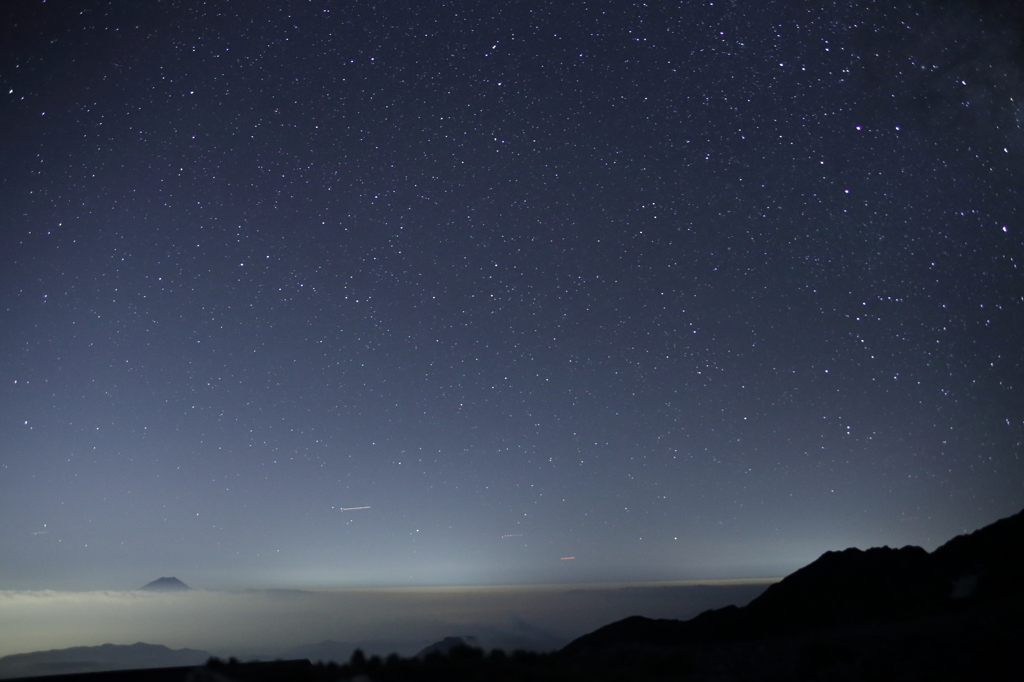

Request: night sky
left=2, top=0, right=1022, bottom=593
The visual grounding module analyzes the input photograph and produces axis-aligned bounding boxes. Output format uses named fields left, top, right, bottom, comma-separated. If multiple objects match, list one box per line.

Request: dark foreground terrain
left=7, top=507, right=1023, bottom=681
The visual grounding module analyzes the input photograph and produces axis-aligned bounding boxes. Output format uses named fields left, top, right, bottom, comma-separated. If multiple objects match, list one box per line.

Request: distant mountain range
left=0, top=643, right=210, bottom=679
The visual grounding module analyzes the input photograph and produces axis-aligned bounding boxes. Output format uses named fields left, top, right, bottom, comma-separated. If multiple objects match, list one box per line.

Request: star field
left=1, top=0, right=1022, bottom=590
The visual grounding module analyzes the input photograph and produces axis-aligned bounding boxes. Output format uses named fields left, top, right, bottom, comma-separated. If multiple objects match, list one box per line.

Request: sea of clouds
left=0, top=580, right=773, bottom=660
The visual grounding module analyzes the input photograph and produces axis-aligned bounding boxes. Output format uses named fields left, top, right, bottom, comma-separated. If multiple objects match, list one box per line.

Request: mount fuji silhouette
left=138, top=577, right=191, bottom=592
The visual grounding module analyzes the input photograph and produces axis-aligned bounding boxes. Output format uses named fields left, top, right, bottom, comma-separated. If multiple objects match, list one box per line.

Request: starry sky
left=2, top=0, right=1022, bottom=592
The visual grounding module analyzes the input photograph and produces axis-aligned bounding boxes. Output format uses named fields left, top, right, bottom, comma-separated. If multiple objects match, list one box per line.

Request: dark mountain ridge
left=562, top=507, right=1024, bottom=656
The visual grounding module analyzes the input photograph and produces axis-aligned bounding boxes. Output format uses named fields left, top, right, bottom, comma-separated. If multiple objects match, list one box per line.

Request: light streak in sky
left=340, top=506, right=371, bottom=511
left=560, top=556, right=575, bottom=560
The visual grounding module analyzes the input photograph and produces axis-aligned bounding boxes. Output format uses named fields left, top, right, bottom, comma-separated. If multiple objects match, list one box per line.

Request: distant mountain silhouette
left=138, top=577, right=191, bottom=592
left=415, top=636, right=481, bottom=658
left=0, top=642, right=210, bottom=679
left=562, top=507, right=1024, bottom=657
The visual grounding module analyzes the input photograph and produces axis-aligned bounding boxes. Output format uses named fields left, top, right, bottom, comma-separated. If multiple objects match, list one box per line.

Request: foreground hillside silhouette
left=563, top=505, right=1024, bottom=656
left=5, top=507, right=1022, bottom=681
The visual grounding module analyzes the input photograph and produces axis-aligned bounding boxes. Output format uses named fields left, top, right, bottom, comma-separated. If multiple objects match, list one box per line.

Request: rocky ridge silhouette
left=561, top=507, right=1024, bottom=657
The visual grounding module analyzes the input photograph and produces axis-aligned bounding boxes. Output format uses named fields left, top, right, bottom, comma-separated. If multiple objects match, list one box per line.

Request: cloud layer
left=0, top=581, right=772, bottom=659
